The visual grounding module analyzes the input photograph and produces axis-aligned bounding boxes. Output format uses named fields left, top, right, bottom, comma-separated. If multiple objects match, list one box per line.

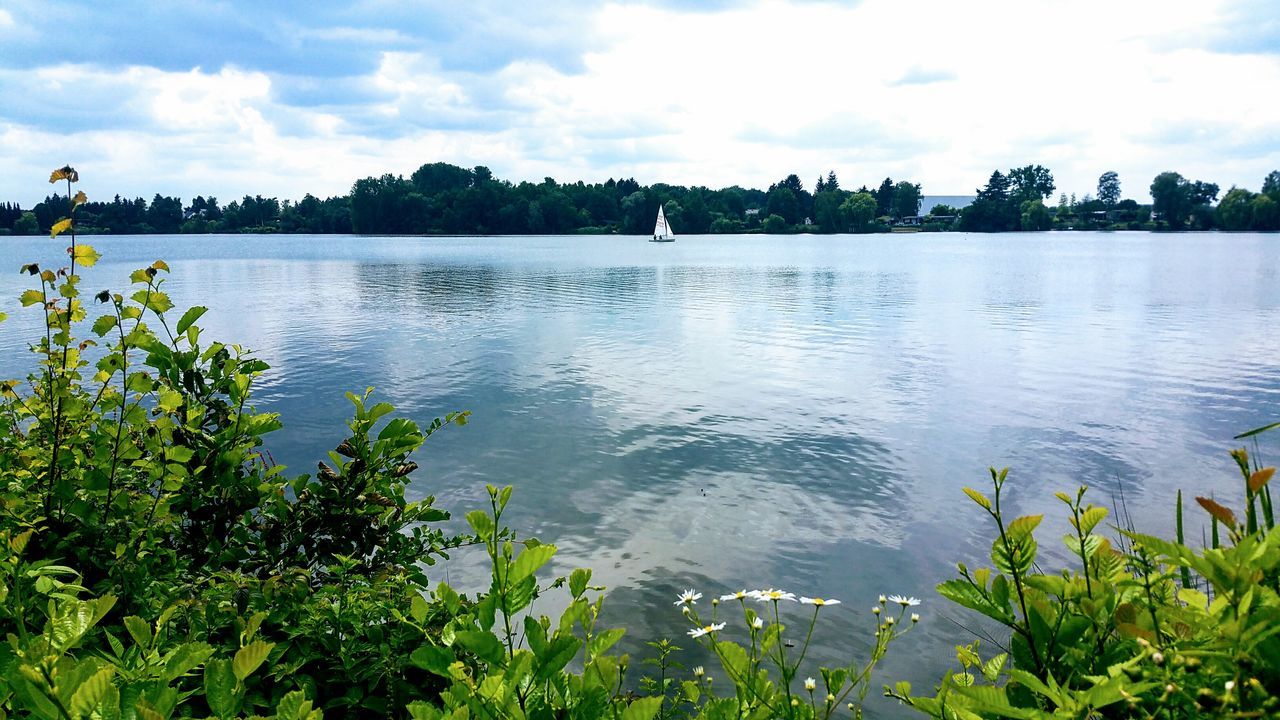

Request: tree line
left=2, top=163, right=1278, bottom=236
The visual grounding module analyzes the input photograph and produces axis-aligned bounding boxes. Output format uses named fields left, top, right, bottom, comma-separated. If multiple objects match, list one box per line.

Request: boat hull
left=649, top=237, right=675, bottom=242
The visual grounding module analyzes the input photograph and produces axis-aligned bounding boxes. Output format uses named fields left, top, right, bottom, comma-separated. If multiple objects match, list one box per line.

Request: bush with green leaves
left=0, top=167, right=471, bottom=717
left=891, top=451, right=1280, bottom=718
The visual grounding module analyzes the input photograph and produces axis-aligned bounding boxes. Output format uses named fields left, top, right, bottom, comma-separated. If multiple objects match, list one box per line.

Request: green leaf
left=621, top=696, right=664, bottom=720
left=1235, top=421, right=1280, bottom=439
left=962, top=487, right=992, bottom=511
left=157, top=388, right=183, bottom=413
left=70, top=667, right=115, bottom=718
left=20, top=289, right=44, bottom=307
left=274, top=691, right=314, bottom=720
left=410, top=645, right=457, bottom=676
left=524, top=616, right=548, bottom=656
left=981, top=653, right=1007, bottom=683
left=162, top=642, right=214, bottom=682
left=1079, top=506, right=1108, bottom=534
left=535, top=634, right=582, bottom=681
left=51, top=599, right=101, bottom=652
left=1005, top=514, right=1043, bottom=541
left=570, top=568, right=591, bottom=598
left=232, top=640, right=274, bottom=681
left=937, top=579, right=1015, bottom=624
left=410, top=593, right=430, bottom=624
left=587, top=628, right=625, bottom=660
left=204, top=658, right=238, bottom=718
left=511, top=544, right=557, bottom=583
left=175, top=306, right=207, bottom=335
left=466, top=510, right=495, bottom=538
left=406, top=701, right=443, bottom=720
left=505, top=575, right=537, bottom=615
left=92, top=314, right=118, bottom=337
left=124, top=615, right=152, bottom=649
left=454, top=630, right=506, bottom=665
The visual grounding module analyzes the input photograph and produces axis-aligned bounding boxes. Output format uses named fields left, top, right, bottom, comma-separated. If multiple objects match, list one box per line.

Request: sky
left=1, top=0, right=1279, bottom=207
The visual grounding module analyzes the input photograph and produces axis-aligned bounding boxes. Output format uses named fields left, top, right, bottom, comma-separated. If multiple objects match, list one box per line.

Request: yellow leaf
left=71, top=244, right=100, bottom=267
left=1249, top=467, right=1275, bottom=494
left=151, top=259, right=170, bottom=272
left=1196, top=497, right=1237, bottom=528
left=49, top=166, right=79, bottom=183
left=962, top=487, right=991, bottom=511
left=72, top=190, right=88, bottom=208
left=50, top=218, right=72, bottom=239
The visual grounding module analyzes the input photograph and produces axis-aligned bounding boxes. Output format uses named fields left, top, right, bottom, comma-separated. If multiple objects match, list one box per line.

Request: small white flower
left=826, top=694, right=835, bottom=703
left=693, top=666, right=705, bottom=677
left=888, top=595, right=921, bottom=607
left=721, top=590, right=750, bottom=601
left=804, top=677, right=817, bottom=692
left=885, top=616, right=896, bottom=626
left=910, top=613, right=920, bottom=623
left=800, top=596, right=841, bottom=607
left=755, top=588, right=797, bottom=602
left=681, top=606, right=691, bottom=615
left=1225, top=680, right=1235, bottom=692
left=688, top=622, right=726, bottom=638
left=878, top=594, right=887, bottom=604
left=872, top=606, right=881, bottom=615
left=675, top=589, right=702, bottom=606
left=751, top=616, right=764, bottom=629
left=1151, top=651, right=1164, bottom=664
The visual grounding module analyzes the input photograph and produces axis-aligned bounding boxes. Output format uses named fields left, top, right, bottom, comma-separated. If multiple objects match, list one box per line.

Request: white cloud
left=0, top=9, right=14, bottom=28
left=1, top=0, right=1279, bottom=205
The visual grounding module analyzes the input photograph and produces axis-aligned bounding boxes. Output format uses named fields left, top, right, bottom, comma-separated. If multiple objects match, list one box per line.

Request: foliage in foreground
left=890, top=456, right=1279, bottom=718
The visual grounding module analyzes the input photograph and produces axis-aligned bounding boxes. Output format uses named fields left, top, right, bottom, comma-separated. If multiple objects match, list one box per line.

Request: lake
left=2, top=231, right=1277, bottom=715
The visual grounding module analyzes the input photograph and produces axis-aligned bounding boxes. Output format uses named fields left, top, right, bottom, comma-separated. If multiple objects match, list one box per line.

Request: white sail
left=652, top=205, right=675, bottom=240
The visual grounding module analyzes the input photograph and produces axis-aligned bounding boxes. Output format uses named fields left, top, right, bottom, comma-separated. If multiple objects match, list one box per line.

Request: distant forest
left=2, top=164, right=1279, bottom=236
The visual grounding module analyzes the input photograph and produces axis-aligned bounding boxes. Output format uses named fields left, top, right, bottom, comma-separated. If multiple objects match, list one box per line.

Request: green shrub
left=891, top=455, right=1280, bottom=718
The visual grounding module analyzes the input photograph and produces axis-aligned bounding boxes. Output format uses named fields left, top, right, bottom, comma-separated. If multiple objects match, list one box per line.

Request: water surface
left=2, top=232, right=1277, bottom=715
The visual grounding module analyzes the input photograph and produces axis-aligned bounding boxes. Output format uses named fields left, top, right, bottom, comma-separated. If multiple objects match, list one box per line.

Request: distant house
left=745, top=208, right=761, bottom=217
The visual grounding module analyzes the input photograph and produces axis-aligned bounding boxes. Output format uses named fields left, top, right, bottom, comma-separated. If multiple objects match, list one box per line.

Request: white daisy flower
left=799, top=597, right=841, bottom=607
left=804, top=677, right=816, bottom=691
left=878, top=594, right=887, bottom=604
left=687, top=622, right=726, bottom=638
left=675, top=589, right=702, bottom=606
left=754, top=588, right=797, bottom=602
left=888, top=595, right=921, bottom=607
left=751, top=616, right=764, bottom=629
left=911, top=613, right=920, bottom=623
left=693, top=666, right=705, bottom=677
left=720, top=590, right=750, bottom=601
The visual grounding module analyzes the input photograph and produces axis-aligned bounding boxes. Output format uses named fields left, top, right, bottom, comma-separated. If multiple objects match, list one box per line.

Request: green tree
left=1008, top=164, right=1055, bottom=207
left=1097, top=171, right=1121, bottom=207
left=1020, top=199, right=1052, bottom=230
left=761, top=213, right=787, bottom=233
left=147, top=194, right=184, bottom=234
left=766, top=186, right=799, bottom=225
left=875, top=177, right=895, bottom=217
left=1150, top=171, right=1192, bottom=229
left=1217, top=187, right=1255, bottom=230
left=813, top=190, right=846, bottom=233
left=1252, top=193, right=1280, bottom=230
left=892, top=181, right=922, bottom=219
left=14, top=211, right=38, bottom=235
left=1262, top=170, right=1280, bottom=198
left=959, top=171, right=1013, bottom=232
left=840, top=191, right=877, bottom=232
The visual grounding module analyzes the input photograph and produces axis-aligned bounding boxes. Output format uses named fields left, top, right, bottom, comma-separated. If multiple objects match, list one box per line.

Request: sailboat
left=650, top=204, right=675, bottom=242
